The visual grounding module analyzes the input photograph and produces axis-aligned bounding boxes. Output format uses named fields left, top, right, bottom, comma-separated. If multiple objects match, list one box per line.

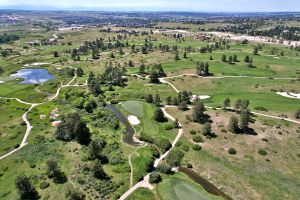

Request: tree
left=76, top=67, right=84, bottom=77
left=149, top=173, right=162, bottom=183
left=174, top=52, right=179, bottom=61
left=233, top=54, right=238, bottom=62
left=183, top=51, right=187, bottom=58
left=74, top=120, right=91, bottom=145
left=223, top=98, right=230, bottom=109
left=89, top=79, right=103, bottom=96
left=165, top=96, right=172, bottom=105
left=295, top=109, right=300, bottom=119
left=149, top=70, right=160, bottom=84
left=240, top=109, right=250, bottom=131
left=0, top=66, right=4, bottom=74
left=154, top=108, right=166, bottom=122
left=178, top=101, right=188, bottom=111
left=192, top=101, right=207, bottom=123
left=228, top=55, right=233, bottom=63
left=87, top=72, right=95, bottom=85
left=65, top=186, right=85, bottom=200
left=55, top=113, right=80, bottom=141
left=157, top=163, right=172, bottom=174
left=93, top=160, right=107, bottom=180
left=253, top=46, right=259, bottom=55
left=244, top=55, right=250, bottom=63
left=46, top=159, right=67, bottom=183
left=139, top=63, right=146, bottom=74
left=16, top=176, right=39, bottom=200
left=221, top=54, right=227, bottom=62
left=228, top=116, right=239, bottom=133
left=145, top=94, right=154, bottom=103
left=234, top=99, right=242, bottom=112
left=110, top=52, right=115, bottom=58
left=154, top=94, right=161, bottom=107
left=202, top=122, right=212, bottom=137
left=53, top=51, right=59, bottom=57
left=166, top=149, right=184, bottom=166
left=88, top=139, right=107, bottom=161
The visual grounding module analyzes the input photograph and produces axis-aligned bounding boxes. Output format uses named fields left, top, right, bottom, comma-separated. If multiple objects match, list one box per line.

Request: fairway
left=121, top=101, right=144, bottom=117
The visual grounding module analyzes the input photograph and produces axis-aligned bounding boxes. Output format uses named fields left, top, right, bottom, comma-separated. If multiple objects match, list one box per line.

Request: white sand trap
left=190, top=95, right=211, bottom=102
left=0, top=81, right=4, bottom=84
left=276, top=92, right=300, bottom=99
left=128, top=115, right=140, bottom=125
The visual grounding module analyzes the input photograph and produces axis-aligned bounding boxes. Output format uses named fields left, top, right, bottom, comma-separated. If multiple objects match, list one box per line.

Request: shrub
left=192, top=144, right=202, bottom=151
left=189, top=130, right=196, bottom=135
left=181, top=144, right=189, bottom=152
left=149, top=173, right=162, bottom=183
left=192, top=135, right=203, bottom=143
left=39, top=182, right=50, bottom=189
left=187, top=163, right=193, bottom=168
left=157, top=163, right=172, bottom=174
left=258, top=149, right=268, bottom=156
left=166, top=149, right=184, bottom=166
left=228, top=148, right=237, bottom=155
left=164, top=123, right=174, bottom=130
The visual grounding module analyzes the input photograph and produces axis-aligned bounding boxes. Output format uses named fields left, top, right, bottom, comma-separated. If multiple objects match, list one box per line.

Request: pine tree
left=16, top=176, right=39, bottom=200
left=228, top=116, right=239, bottom=133
left=154, top=108, right=166, bottom=122
left=223, top=98, right=231, bottom=109
left=192, top=101, right=207, bottom=123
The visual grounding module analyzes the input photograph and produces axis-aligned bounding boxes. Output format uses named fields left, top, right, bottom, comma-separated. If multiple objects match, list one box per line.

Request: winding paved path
left=0, top=74, right=87, bottom=161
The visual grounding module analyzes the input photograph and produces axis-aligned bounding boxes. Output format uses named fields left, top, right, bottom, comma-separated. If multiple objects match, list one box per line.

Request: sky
left=0, top=0, right=299, bottom=12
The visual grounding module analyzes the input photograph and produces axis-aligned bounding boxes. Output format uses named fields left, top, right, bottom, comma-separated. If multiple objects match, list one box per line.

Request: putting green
left=121, top=101, right=144, bottom=117
left=158, top=177, right=220, bottom=200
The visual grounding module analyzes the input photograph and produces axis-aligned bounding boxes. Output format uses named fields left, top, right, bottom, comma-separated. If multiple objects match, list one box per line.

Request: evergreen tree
left=154, top=108, right=166, bottom=122
left=192, top=101, right=207, bottom=123
left=223, top=98, right=231, bottom=109
left=295, top=109, right=300, bottom=119
left=74, top=120, right=91, bottom=145
left=93, top=160, right=107, bottom=180
left=221, top=54, right=227, bottom=62
left=154, top=94, right=161, bottom=107
left=149, top=70, right=160, bottom=84
left=16, top=176, right=39, bottom=200
left=76, top=67, right=84, bottom=77
left=240, top=109, right=250, bottom=131
left=166, top=96, right=172, bottom=105
left=174, top=52, right=179, bottom=61
left=228, top=116, right=239, bottom=133
left=53, top=51, right=59, bottom=57
left=145, top=94, right=154, bottom=103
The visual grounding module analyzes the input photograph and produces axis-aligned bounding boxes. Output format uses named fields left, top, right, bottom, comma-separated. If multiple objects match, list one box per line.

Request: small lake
left=11, top=69, right=55, bottom=84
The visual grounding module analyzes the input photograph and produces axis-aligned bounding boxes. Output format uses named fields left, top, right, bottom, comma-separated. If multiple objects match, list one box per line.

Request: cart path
left=0, top=73, right=87, bottom=160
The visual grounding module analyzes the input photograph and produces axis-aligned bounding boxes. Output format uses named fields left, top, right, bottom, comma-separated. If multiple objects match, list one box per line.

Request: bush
left=187, top=163, right=193, bottom=168
left=228, top=148, right=237, bottom=155
left=192, top=135, right=203, bottom=143
left=192, top=144, right=202, bottom=151
left=181, top=144, right=189, bottom=152
left=166, top=149, right=184, bottom=166
left=258, top=149, right=268, bottom=156
left=157, top=163, right=172, bottom=174
left=149, top=173, right=162, bottom=183
left=189, top=130, right=196, bottom=135
left=39, top=182, right=50, bottom=189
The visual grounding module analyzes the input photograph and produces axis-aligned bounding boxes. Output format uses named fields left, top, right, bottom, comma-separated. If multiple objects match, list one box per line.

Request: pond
left=11, top=69, right=55, bottom=84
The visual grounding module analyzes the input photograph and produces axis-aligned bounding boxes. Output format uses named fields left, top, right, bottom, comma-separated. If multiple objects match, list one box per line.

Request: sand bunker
left=191, top=95, right=211, bottom=101
left=0, top=81, right=4, bottom=84
left=276, top=92, right=300, bottom=99
left=128, top=115, right=140, bottom=125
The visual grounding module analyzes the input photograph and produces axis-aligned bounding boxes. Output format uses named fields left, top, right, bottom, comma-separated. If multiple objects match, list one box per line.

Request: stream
left=105, top=104, right=141, bottom=146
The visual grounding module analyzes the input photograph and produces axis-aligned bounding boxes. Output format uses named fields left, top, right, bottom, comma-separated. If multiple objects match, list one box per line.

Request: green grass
left=0, top=99, right=29, bottom=156
left=127, top=188, right=156, bottom=200
left=169, top=76, right=299, bottom=116
left=157, top=173, right=223, bottom=200
left=121, top=101, right=144, bottom=118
